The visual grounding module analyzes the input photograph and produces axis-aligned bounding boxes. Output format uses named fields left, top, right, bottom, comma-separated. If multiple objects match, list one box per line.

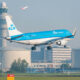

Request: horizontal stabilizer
left=11, top=35, right=23, bottom=40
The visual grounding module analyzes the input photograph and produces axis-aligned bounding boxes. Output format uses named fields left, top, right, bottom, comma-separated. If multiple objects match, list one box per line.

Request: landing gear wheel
left=64, top=45, right=67, bottom=48
left=31, top=46, right=36, bottom=50
left=47, top=46, right=52, bottom=50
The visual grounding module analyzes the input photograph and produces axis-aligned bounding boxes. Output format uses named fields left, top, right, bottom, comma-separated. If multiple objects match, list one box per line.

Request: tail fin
left=5, top=15, right=22, bottom=37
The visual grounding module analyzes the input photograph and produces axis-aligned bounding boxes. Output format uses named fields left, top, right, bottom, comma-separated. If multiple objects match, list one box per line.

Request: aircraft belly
left=16, top=40, right=31, bottom=44
left=15, top=38, right=54, bottom=45
left=29, top=38, right=56, bottom=45
left=13, top=37, right=71, bottom=45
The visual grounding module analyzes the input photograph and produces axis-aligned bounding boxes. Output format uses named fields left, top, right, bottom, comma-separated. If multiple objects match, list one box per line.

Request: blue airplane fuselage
left=11, top=29, right=73, bottom=41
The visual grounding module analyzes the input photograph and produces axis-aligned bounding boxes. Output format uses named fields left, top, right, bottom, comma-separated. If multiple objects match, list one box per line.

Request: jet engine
left=56, top=40, right=68, bottom=46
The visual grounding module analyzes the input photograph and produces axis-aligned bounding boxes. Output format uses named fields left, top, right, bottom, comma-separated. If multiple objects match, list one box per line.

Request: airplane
left=5, top=15, right=76, bottom=50
left=21, top=6, right=28, bottom=10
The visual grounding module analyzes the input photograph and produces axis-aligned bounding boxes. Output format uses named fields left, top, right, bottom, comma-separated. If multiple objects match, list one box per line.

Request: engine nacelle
left=56, top=41, right=61, bottom=45
left=56, top=40, right=68, bottom=46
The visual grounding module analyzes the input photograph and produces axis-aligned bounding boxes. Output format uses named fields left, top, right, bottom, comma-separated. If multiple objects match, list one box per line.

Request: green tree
left=60, top=63, right=71, bottom=69
left=10, top=58, right=28, bottom=72
left=0, top=69, right=2, bottom=72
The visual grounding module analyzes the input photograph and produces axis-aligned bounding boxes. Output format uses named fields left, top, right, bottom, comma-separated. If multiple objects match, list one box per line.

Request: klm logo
left=53, top=31, right=64, bottom=34
left=53, top=31, right=58, bottom=34
left=8, top=24, right=16, bottom=30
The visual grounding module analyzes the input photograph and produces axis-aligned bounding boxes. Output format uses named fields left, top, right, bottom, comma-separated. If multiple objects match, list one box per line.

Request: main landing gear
left=64, top=45, right=67, bottom=48
left=31, top=45, right=52, bottom=50
left=31, top=46, right=36, bottom=50
left=47, top=46, right=52, bottom=50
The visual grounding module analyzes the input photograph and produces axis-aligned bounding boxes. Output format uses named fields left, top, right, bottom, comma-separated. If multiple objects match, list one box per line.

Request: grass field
left=0, top=77, right=80, bottom=80
left=1, top=73, right=80, bottom=80
left=1, top=72, right=80, bottom=76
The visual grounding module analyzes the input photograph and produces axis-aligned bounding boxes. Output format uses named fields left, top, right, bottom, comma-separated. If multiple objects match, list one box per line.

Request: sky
left=0, top=0, right=80, bottom=49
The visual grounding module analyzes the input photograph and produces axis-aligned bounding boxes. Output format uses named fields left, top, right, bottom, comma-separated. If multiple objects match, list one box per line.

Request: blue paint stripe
left=11, top=29, right=73, bottom=41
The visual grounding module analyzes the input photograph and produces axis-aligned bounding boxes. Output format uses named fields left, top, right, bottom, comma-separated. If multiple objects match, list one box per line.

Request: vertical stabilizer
left=5, top=15, right=22, bottom=36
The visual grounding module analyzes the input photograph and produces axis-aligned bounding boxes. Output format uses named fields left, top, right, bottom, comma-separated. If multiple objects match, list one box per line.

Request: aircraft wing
left=43, top=34, right=74, bottom=45
left=44, top=28, right=76, bottom=45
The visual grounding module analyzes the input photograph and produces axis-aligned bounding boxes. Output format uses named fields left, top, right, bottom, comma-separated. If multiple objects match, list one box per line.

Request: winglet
left=72, top=28, right=77, bottom=36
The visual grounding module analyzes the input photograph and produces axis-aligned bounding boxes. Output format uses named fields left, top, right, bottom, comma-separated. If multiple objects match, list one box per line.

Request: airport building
left=0, top=48, right=31, bottom=71
left=72, top=49, right=80, bottom=68
left=30, top=47, right=72, bottom=69
left=31, top=47, right=52, bottom=63
left=52, top=47, right=72, bottom=68
left=0, top=1, right=7, bottom=48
